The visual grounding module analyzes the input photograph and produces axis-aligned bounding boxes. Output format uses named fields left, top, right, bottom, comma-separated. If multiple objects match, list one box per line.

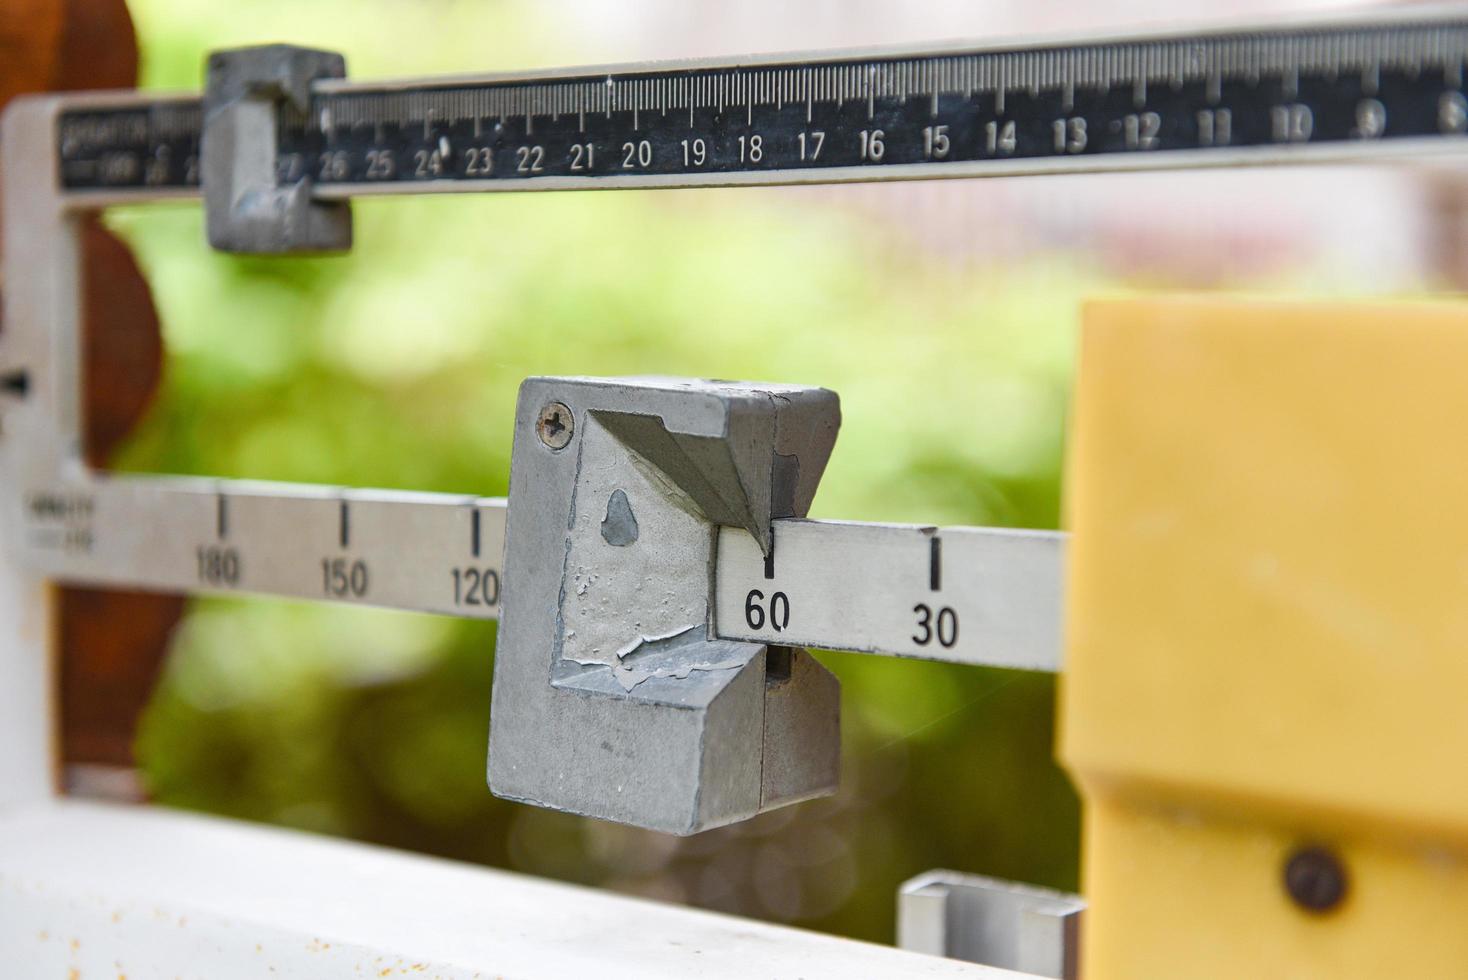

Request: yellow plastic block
left=1061, top=298, right=1468, bottom=979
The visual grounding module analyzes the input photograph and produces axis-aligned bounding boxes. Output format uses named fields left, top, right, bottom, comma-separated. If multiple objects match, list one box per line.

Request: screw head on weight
left=1283, top=844, right=1349, bottom=914
left=536, top=401, right=574, bottom=450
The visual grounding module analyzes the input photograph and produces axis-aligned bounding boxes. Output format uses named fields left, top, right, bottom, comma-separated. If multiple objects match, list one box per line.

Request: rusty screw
left=1283, top=844, right=1348, bottom=914
left=536, top=401, right=574, bottom=450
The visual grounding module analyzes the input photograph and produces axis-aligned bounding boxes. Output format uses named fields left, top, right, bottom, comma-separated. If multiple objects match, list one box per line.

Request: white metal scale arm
left=716, top=520, right=1064, bottom=671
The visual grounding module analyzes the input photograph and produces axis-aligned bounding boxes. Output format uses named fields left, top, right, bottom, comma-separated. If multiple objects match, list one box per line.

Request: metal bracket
left=489, top=377, right=842, bottom=834
left=898, top=870, right=1085, bottom=978
left=201, top=45, right=351, bottom=254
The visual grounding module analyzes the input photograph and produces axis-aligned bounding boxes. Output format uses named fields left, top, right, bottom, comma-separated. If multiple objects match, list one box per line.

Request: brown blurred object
left=1, top=0, right=185, bottom=780
left=60, top=220, right=184, bottom=774
left=1426, top=172, right=1468, bottom=290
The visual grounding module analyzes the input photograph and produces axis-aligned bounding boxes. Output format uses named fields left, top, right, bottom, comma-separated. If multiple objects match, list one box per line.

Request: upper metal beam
left=36, top=6, right=1468, bottom=213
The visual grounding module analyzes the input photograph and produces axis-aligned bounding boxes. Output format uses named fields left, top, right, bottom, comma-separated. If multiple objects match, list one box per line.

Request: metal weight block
left=489, top=377, right=842, bottom=834
left=202, top=45, right=352, bottom=253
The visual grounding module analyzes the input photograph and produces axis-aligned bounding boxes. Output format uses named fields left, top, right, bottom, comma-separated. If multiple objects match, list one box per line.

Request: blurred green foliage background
left=112, top=0, right=1096, bottom=944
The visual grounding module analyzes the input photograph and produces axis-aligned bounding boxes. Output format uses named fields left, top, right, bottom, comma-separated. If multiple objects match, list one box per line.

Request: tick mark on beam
left=0, top=370, right=29, bottom=398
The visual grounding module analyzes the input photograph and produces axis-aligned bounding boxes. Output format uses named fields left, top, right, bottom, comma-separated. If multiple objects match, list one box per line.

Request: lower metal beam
left=715, top=520, right=1064, bottom=671
left=14, top=475, right=506, bottom=617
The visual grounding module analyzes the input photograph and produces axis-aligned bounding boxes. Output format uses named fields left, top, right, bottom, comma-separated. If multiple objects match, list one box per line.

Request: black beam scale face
left=55, top=17, right=1468, bottom=194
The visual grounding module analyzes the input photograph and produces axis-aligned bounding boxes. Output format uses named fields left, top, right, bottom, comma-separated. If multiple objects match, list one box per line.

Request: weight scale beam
left=12, top=473, right=1065, bottom=670
left=2, top=7, right=1458, bottom=833
left=47, top=7, right=1468, bottom=209
left=17, top=2, right=1448, bottom=646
